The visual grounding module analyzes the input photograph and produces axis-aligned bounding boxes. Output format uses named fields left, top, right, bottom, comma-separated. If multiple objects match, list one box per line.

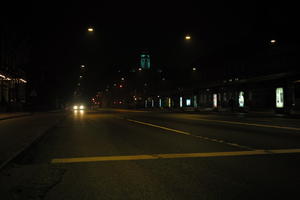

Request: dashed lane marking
left=51, top=149, right=300, bottom=164
left=127, top=119, right=192, bottom=136
left=127, top=119, right=254, bottom=150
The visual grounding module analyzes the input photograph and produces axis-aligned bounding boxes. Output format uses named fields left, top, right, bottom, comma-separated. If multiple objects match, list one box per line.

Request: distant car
left=73, top=103, right=85, bottom=110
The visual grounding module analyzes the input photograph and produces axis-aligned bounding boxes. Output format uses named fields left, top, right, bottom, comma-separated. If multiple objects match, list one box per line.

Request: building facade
left=141, top=41, right=300, bottom=114
left=0, top=23, right=28, bottom=112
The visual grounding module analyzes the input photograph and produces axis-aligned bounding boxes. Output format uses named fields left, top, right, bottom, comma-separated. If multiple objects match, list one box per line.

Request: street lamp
left=88, top=27, right=94, bottom=32
left=185, top=35, right=191, bottom=40
left=270, top=39, right=276, bottom=44
left=192, top=67, right=197, bottom=71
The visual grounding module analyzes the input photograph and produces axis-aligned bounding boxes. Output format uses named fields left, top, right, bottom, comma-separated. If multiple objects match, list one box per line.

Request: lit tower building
left=140, top=51, right=150, bottom=69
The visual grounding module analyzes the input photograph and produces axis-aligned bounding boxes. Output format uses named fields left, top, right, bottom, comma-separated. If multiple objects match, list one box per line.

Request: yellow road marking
left=51, top=149, right=300, bottom=164
left=127, top=119, right=191, bottom=136
left=185, top=116, right=300, bottom=131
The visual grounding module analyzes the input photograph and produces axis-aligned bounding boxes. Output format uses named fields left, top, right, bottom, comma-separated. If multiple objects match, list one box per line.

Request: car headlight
left=73, top=105, right=78, bottom=110
left=79, top=105, right=84, bottom=110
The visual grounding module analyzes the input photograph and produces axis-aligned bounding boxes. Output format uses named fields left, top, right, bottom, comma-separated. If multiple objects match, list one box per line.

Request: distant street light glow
left=88, top=28, right=94, bottom=32
left=192, top=67, right=196, bottom=71
left=270, top=39, right=276, bottom=44
left=185, top=35, right=191, bottom=40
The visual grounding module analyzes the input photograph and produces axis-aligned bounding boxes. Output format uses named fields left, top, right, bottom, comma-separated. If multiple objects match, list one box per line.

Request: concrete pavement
left=0, top=112, right=66, bottom=170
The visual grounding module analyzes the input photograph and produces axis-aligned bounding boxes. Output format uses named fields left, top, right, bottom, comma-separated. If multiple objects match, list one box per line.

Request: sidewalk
left=0, top=112, right=65, bottom=170
left=0, top=112, right=32, bottom=121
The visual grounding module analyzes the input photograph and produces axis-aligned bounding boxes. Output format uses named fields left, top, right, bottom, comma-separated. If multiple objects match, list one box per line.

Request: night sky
left=4, top=2, right=298, bottom=100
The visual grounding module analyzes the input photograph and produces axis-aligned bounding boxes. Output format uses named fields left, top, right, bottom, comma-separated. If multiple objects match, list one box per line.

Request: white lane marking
left=127, top=119, right=191, bottom=136
left=127, top=119, right=254, bottom=150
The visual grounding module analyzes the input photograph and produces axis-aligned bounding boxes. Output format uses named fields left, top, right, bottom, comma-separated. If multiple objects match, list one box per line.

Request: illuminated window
left=193, top=96, right=197, bottom=108
left=239, top=91, right=244, bottom=108
left=276, top=88, right=284, bottom=108
left=213, top=94, right=217, bottom=108
left=186, top=99, right=191, bottom=106
left=168, top=98, right=172, bottom=108
left=180, top=97, right=183, bottom=108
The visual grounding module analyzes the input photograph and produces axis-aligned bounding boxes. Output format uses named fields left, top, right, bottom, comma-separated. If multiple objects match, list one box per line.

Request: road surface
left=1, top=109, right=300, bottom=199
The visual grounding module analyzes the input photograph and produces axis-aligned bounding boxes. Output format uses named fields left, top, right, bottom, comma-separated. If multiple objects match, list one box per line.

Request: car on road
left=73, top=103, right=85, bottom=110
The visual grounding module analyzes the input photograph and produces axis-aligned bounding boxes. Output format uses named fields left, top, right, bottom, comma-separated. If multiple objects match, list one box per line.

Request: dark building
left=188, top=40, right=300, bottom=113
left=0, top=22, right=28, bottom=112
left=142, top=39, right=300, bottom=114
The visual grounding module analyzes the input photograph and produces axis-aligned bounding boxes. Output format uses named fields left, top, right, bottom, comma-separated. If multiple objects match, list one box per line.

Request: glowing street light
left=270, top=39, right=276, bottom=44
left=88, top=27, right=94, bottom=32
left=192, top=67, right=197, bottom=71
left=185, top=35, right=191, bottom=40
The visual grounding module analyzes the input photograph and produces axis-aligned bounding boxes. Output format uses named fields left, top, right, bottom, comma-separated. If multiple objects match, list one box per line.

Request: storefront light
left=239, top=91, right=244, bottom=108
left=276, top=88, right=284, bottom=108
left=180, top=97, right=183, bottom=108
left=186, top=99, right=191, bottom=106
left=19, top=78, right=27, bottom=83
left=213, top=94, right=218, bottom=108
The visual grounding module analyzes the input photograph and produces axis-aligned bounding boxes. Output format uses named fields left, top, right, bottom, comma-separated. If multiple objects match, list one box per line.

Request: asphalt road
left=1, top=109, right=300, bottom=199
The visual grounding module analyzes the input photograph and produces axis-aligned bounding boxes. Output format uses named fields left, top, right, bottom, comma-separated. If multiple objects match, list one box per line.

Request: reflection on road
left=73, top=110, right=84, bottom=119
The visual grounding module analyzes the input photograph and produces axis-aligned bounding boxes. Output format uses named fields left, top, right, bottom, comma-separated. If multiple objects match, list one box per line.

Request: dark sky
left=4, top=1, right=298, bottom=98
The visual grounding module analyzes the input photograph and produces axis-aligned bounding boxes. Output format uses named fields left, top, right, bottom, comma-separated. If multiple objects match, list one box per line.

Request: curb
left=0, top=113, right=32, bottom=121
